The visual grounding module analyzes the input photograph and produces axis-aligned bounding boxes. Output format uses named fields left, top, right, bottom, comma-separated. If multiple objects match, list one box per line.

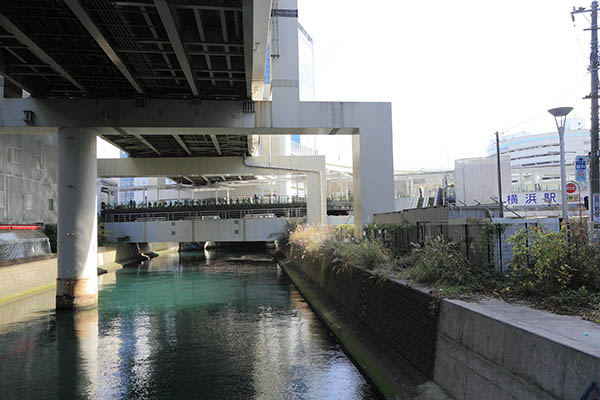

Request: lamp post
left=495, top=131, right=504, bottom=218
left=548, top=107, right=574, bottom=223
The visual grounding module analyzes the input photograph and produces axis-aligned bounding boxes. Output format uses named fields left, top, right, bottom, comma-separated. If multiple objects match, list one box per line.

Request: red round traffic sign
left=566, top=182, right=577, bottom=194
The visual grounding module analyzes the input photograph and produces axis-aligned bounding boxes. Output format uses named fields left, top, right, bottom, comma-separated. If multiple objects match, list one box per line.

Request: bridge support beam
left=56, top=127, right=98, bottom=309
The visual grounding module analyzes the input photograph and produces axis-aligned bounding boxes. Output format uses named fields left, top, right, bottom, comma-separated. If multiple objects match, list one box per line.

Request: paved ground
left=448, top=298, right=600, bottom=358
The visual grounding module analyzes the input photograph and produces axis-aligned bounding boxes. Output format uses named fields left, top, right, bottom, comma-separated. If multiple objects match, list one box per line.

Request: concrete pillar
left=56, top=127, right=98, bottom=309
left=352, top=104, right=395, bottom=234
left=345, top=179, right=349, bottom=201
left=271, top=0, right=300, bottom=130
left=306, top=170, right=327, bottom=225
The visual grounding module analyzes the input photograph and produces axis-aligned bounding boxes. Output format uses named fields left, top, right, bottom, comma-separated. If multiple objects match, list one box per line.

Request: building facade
left=488, top=118, right=590, bottom=193
left=0, top=133, right=57, bottom=224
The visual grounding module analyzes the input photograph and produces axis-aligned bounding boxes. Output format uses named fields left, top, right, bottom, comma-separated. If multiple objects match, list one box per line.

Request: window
left=48, top=198, right=54, bottom=211
left=9, top=147, right=20, bottom=164
left=0, top=191, right=4, bottom=208
left=36, top=154, right=43, bottom=170
left=24, top=194, right=33, bottom=211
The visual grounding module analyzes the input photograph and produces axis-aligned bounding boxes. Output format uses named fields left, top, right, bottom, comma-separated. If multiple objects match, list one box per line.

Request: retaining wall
left=435, top=299, right=600, bottom=400
left=288, top=247, right=440, bottom=379
left=283, top=250, right=600, bottom=400
left=0, top=242, right=177, bottom=304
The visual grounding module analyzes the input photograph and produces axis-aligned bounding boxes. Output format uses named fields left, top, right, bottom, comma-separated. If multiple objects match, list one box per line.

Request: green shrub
left=335, top=224, right=355, bottom=240
left=322, top=238, right=355, bottom=275
left=508, top=226, right=600, bottom=296
left=408, top=236, right=473, bottom=286
left=353, top=239, right=393, bottom=271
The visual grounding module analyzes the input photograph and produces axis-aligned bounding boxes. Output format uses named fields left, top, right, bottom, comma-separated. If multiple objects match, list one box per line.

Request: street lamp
left=495, top=131, right=504, bottom=218
left=548, top=106, right=574, bottom=223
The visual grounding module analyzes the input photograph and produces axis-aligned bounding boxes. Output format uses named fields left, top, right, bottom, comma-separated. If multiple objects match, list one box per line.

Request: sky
left=297, top=0, right=592, bottom=171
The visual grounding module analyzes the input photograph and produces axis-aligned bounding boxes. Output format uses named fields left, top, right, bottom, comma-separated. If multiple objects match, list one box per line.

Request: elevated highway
left=0, top=0, right=394, bottom=309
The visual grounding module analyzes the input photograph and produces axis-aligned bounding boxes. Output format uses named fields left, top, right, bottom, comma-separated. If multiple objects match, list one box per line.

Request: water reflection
left=0, top=249, right=377, bottom=399
left=56, top=308, right=99, bottom=399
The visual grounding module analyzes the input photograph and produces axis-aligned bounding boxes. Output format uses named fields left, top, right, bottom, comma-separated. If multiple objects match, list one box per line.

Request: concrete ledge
left=435, top=298, right=600, bottom=400
left=0, top=254, right=56, bottom=268
left=280, top=257, right=451, bottom=400
left=0, top=242, right=178, bottom=304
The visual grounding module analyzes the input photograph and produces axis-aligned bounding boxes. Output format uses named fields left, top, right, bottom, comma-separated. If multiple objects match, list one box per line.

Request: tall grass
left=286, top=223, right=396, bottom=274
left=408, top=236, right=474, bottom=286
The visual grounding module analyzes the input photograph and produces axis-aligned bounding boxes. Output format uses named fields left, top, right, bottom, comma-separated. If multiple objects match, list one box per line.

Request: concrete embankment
left=0, top=242, right=177, bottom=304
left=280, top=250, right=600, bottom=400
left=279, top=250, right=451, bottom=400
left=435, top=298, right=600, bottom=400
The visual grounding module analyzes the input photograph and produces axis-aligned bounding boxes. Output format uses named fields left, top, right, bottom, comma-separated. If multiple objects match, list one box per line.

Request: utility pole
left=495, top=131, right=504, bottom=218
left=592, top=1, right=599, bottom=227
left=573, top=2, right=599, bottom=229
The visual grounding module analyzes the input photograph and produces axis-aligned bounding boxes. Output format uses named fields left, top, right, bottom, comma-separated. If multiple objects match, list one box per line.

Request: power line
left=500, top=71, right=590, bottom=135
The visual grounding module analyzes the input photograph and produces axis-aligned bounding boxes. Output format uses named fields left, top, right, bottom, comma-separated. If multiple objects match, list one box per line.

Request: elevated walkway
left=101, top=200, right=353, bottom=223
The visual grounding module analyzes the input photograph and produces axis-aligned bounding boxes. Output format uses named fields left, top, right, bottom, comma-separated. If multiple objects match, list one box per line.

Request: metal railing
left=103, top=206, right=307, bottom=223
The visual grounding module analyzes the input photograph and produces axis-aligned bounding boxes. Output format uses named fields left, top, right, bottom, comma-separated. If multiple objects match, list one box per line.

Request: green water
left=0, top=250, right=378, bottom=399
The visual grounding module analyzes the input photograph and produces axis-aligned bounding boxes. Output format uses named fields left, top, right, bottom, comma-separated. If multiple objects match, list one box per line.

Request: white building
left=488, top=118, right=590, bottom=193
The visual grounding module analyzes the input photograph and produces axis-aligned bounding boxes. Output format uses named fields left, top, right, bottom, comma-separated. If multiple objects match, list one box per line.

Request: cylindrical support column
left=56, top=127, right=98, bottom=309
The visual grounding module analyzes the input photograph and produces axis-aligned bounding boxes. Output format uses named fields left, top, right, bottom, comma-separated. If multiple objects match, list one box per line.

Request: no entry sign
left=566, top=182, right=577, bottom=194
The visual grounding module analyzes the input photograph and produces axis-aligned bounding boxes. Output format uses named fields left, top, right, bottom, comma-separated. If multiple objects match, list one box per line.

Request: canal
left=0, top=249, right=378, bottom=399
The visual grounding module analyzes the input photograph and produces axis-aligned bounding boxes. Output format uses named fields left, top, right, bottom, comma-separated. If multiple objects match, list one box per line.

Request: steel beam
left=219, top=10, right=233, bottom=87
left=0, top=13, right=86, bottom=93
left=116, top=128, right=161, bottom=155
left=0, top=51, right=34, bottom=93
left=154, top=0, right=199, bottom=96
left=64, top=0, right=144, bottom=94
left=173, top=134, right=192, bottom=155
left=114, top=1, right=242, bottom=11
left=192, top=9, right=215, bottom=86
left=134, top=134, right=161, bottom=155
left=210, top=134, right=222, bottom=155
left=139, top=5, right=180, bottom=86
left=0, top=68, right=32, bottom=94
